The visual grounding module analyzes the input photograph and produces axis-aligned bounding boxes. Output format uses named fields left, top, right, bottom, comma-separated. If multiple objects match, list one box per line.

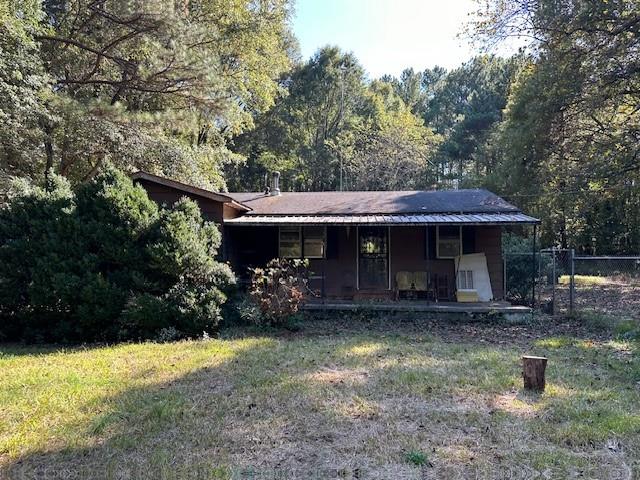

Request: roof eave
left=223, top=213, right=540, bottom=226
left=131, top=171, right=252, bottom=212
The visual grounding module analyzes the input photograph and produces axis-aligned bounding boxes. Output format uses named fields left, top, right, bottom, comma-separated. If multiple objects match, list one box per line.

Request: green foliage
left=3, top=0, right=639, bottom=259
left=1, top=0, right=294, bottom=190
left=331, top=80, right=441, bottom=190
left=229, top=46, right=440, bottom=191
left=578, top=310, right=616, bottom=332
left=575, top=310, right=639, bottom=339
left=405, top=450, right=429, bottom=466
left=0, top=165, right=234, bottom=342
left=614, top=320, right=640, bottom=341
left=470, top=0, right=640, bottom=253
left=502, top=233, right=535, bottom=303
left=0, top=0, right=51, bottom=197
left=248, top=258, right=310, bottom=325
left=0, top=173, right=77, bottom=340
left=380, top=56, right=521, bottom=187
left=235, top=296, right=265, bottom=325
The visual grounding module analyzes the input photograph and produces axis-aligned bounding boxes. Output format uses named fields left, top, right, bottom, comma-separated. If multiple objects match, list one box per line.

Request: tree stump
left=522, top=355, right=547, bottom=391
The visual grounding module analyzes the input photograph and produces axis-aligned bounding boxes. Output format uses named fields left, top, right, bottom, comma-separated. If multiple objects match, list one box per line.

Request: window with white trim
left=436, top=225, right=462, bottom=259
left=279, top=226, right=302, bottom=258
left=458, top=270, right=474, bottom=290
left=279, top=226, right=326, bottom=258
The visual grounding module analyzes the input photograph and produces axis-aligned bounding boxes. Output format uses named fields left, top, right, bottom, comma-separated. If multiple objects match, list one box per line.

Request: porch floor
left=303, top=300, right=532, bottom=314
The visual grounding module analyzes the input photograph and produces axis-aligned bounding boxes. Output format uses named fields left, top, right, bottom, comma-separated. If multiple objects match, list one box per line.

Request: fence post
left=551, top=248, right=556, bottom=315
left=531, top=224, right=537, bottom=308
left=569, top=248, right=575, bottom=316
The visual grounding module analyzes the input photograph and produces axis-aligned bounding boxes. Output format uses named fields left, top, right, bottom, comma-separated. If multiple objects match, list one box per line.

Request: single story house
left=133, top=171, right=539, bottom=305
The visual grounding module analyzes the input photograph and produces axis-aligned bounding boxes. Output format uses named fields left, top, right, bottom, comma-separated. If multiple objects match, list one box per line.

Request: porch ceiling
left=223, top=212, right=540, bottom=226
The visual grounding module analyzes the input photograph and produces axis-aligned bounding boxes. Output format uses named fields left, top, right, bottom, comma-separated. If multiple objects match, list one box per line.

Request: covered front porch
left=224, top=212, right=539, bottom=307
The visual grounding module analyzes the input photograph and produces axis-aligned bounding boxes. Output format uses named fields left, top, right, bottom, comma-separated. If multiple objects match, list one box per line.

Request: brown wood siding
left=225, top=226, right=279, bottom=278
left=390, top=227, right=456, bottom=299
left=223, top=203, right=244, bottom=220
left=136, top=179, right=225, bottom=223
left=193, top=223, right=505, bottom=301
left=225, top=225, right=359, bottom=298
left=311, top=226, right=357, bottom=298
left=475, top=226, right=504, bottom=299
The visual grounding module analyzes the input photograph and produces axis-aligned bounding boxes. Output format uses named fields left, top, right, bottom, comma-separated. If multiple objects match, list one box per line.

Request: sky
left=292, top=0, right=482, bottom=79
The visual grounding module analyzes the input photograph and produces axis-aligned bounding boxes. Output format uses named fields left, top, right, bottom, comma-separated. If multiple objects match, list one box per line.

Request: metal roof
left=227, top=189, right=520, bottom=215
left=224, top=213, right=540, bottom=226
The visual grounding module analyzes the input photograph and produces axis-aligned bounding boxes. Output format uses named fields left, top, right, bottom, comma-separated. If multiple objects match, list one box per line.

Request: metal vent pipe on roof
left=270, top=171, right=281, bottom=196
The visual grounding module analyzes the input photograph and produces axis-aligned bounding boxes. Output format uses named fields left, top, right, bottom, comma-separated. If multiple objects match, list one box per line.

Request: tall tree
left=331, top=80, right=440, bottom=190
left=1, top=0, right=295, bottom=192
left=0, top=0, right=51, bottom=197
left=426, top=56, right=522, bottom=185
left=471, top=0, right=640, bottom=252
left=229, top=47, right=440, bottom=191
left=382, top=67, right=427, bottom=116
left=228, top=46, right=366, bottom=190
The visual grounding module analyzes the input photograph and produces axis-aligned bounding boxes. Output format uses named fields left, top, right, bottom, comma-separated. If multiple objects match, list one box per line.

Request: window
left=458, top=270, right=474, bottom=290
left=360, top=229, right=388, bottom=255
left=279, top=226, right=301, bottom=258
left=279, top=226, right=326, bottom=258
left=303, top=226, right=325, bottom=258
left=437, top=225, right=462, bottom=258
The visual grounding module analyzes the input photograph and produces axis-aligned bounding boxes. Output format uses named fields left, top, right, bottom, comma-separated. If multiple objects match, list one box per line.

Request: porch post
left=426, top=225, right=431, bottom=303
left=387, top=226, right=391, bottom=291
left=356, top=225, right=359, bottom=291
left=551, top=247, right=556, bottom=315
left=322, top=256, right=326, bottom=300
left=569, top=248, right=575, bottom=315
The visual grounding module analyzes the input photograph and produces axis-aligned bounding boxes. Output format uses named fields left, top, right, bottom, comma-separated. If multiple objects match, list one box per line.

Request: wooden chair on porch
left=430, top=273, right=451, bottom=301
left=396, top=271, right=429, bottom=300
left=395, top=271, right=413, bottom=300
left=414, top=271, right=428, bottom=295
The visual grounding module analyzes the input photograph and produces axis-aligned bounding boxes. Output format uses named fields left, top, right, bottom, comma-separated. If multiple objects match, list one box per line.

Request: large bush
left=0, top=167, right=234, bottom=342
left=247, top=258, right=310, bottom=325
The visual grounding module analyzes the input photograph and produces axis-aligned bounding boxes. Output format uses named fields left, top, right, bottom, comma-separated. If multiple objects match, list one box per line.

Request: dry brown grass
left=543, top=282, right=640, bottom=320
left=1, top=315, right=640, bottom=479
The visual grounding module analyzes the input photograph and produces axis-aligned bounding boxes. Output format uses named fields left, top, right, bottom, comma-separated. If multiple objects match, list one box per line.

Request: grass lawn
left=1, top=316, right=640, bottom=479
left=558, top=275, right=613, bottom=286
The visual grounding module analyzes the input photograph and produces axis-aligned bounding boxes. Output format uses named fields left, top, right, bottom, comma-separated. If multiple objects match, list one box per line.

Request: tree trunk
left=43, top=125, right=54, bottom=185
left=522, top=355, right=547, bottom=391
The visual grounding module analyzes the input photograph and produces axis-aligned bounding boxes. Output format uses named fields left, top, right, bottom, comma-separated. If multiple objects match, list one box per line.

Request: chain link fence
left=504, top=250, right=640, bottom=319
left=571, top=255, right=640, bottom=320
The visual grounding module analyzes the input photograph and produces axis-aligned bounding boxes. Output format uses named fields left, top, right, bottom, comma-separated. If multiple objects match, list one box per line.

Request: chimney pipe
left=270, top=171, right=281, bottom=196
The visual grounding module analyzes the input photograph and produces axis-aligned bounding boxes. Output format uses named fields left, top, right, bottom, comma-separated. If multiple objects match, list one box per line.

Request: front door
left=358, top=226, right=389, bottom=290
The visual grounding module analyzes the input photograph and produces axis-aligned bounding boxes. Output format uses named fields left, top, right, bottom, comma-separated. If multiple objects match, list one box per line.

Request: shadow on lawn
left=3, top=321, right=638, bottom=479
left=5, top=339, right=277, bottom=479
left=0, top=343, right=109, bottom=358
left=224, top=313, right=616, bottom=350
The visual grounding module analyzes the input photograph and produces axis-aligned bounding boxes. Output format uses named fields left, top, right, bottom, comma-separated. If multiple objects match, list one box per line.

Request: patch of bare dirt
left=542, top=284, right=640, bottom=320
left=305, top=367, right=369, bottom=385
